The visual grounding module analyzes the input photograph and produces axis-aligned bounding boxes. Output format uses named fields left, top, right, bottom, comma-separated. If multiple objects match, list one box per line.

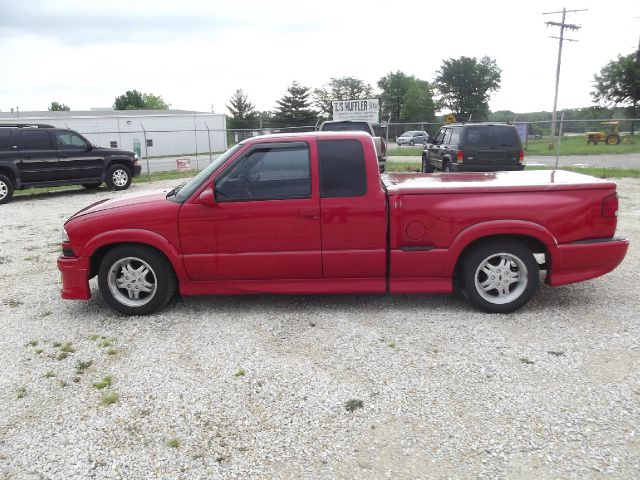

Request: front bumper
left=133, top=164, right=142, bottom=176
left=547, top=237, right=629, bottom=286
left=57, top=255, right=91, bottom=300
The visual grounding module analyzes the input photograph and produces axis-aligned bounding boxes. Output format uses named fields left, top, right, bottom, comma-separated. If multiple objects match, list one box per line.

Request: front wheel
left=98, top=245, right=176, bottom=315
left=0, top=174, right=14, bottom=205
left=460, top=239, right=539, bottom=313
left=106, top=164, right=132, bottom=191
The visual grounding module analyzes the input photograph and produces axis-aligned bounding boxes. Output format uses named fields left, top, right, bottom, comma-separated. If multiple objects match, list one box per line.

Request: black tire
left=443, top=162, right=453, bottom=173
left=106, top=164, right=132, bottom=191
left=0, top=174, right=14, bottom=205
left=98, top=245, right=177, bottom=315
left=409, top=140, right=415, bottom=146
left=460, top=239, right=539, bottom=313
left=82, top=183, right=101, bottom=190
left=605, top=133, right=621, bottom=146
left=422, top=154, right=435, bottom=173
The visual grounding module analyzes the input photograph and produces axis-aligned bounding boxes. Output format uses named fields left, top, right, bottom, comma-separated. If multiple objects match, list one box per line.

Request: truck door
left=53, top=130, right=103, bottom=180
left=428, top=127, right=446, bottom=169
left=178, top=141, right=322, bottom=281
left=16, top=130, right=59, bottom=182
left=318, top=139, right=387, bottom=289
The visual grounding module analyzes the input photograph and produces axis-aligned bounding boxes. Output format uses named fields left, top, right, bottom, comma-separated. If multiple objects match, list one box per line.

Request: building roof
left=0, top=109, right=216, bottom=119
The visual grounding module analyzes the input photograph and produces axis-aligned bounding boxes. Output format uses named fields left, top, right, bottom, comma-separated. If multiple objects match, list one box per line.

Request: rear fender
left=445, top=220, right=558, bottom=275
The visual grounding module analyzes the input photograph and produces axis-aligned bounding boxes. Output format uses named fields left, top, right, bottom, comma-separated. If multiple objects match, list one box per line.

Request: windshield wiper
left=166, top=182, right=186, bottom=197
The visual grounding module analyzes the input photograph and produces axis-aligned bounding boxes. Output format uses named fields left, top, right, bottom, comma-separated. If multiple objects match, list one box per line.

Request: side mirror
left=85, top=144, right=93, bottom=152
left=197, top=183, right=215, bottom=206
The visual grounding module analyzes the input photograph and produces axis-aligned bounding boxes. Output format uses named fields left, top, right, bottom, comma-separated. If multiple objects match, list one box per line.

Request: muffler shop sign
left=332, top=99, right=380, bottom=124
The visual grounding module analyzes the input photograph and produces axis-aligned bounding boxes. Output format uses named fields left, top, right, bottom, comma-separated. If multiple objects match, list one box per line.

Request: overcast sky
left=0, top=0, right=638, bottom=116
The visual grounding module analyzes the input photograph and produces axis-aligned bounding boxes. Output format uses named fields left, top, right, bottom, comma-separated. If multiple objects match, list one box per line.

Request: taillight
left=602, top=193, right=619, bottom=218
left=456, top=150, right=464, bottom=163
left=519, top=150, right=524, bottom=163
left=381, top=138, right=386, bottom=155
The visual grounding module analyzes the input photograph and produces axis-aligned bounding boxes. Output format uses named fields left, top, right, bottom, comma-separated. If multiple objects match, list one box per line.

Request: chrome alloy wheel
left=107, top=256, right=157, bottom=307
left=0, top=180, right=7, bottom=200
left=112, top=169, right=129, bottom=188
left=474, top=252, right=528, bottom=305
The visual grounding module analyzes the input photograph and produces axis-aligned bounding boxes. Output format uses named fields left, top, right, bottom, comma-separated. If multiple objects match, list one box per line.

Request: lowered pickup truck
left=58, top=131, right=628, bottom=315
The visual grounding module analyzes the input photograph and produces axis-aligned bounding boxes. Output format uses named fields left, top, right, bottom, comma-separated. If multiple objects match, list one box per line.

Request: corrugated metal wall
left=0, top=113, right=227, bottom=156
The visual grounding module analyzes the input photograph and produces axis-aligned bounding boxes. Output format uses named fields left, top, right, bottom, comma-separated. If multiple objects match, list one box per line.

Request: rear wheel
left=98, top=245, right=176, bottom=315
left=0, top=174, right=14, bottom=205
left=460, top=239, right=539, bottom=313
left=605, top=133, right=621, bottom=145
left=409, top=140, right=415, bottom=146
left=443, top=162, right=453, bottom=173
left=106, top=164, right=132, bottom=191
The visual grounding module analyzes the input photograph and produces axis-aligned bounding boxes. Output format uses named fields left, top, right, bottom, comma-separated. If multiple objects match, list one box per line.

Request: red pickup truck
left=58, top=131, right=628, bottom=315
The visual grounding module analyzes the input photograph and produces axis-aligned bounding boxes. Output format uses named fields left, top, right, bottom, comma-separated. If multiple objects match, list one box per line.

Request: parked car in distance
left=0, top=123, right=142, bottom=204
left=422, top=123, right=524, bottom=173
left=58, top=131, right=628, bottom=316
left=397, top=130, right=429, bottom=146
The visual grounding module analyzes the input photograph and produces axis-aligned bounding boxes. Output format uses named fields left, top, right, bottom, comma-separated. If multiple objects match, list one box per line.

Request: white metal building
left=0, top=110, right=227, bottom=157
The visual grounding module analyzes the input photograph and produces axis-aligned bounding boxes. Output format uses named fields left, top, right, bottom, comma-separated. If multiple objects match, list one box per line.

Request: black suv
left=422, top=123, right=524, bottom=173
left=0, top=124, right=142, bottom=204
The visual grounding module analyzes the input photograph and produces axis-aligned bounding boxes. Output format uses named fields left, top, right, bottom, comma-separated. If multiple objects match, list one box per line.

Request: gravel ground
left=1, top=179, right=639, bottom=479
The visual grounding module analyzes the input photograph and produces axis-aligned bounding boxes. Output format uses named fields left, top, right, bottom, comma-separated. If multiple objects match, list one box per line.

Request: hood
left=92, top=146, right=136, bottom=156
left=67, top=188, right=170, bottom=221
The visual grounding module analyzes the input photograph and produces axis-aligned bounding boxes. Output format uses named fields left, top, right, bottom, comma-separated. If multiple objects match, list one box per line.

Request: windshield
left=172, top=144, right=243, bottom=202
left=400, top=131, right=416, bottom=137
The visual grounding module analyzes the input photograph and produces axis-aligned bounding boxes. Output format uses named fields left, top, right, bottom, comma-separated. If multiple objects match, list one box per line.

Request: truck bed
left=383, top=170, right=615, bottom=195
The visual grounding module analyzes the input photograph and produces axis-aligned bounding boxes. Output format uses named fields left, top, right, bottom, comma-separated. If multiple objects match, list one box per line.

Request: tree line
left=45, top=51, right=639, bottom=134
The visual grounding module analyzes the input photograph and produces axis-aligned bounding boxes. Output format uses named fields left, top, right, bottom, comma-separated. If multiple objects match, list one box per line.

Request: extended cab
left=58, top=132, right=628, bottom=315
left=319, top=120, right=387, bottom=172
left=0, top=123, right=142, bottom=204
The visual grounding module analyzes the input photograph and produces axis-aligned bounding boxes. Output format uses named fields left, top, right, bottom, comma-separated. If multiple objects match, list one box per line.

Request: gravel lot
left=1, top=178, right=639, bottom=479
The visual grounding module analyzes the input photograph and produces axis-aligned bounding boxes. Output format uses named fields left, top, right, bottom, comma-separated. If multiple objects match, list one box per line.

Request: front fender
left=81, top=229, right=188, bottom=279
left=444, top=220, right=559, bottom=274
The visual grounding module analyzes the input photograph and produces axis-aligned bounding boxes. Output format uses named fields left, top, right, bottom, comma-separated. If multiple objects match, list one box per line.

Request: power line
left=543, top=7, right=587, bottom=149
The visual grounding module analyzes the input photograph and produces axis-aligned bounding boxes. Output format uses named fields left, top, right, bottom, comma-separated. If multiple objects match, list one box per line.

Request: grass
left=345, top=399, right=364, bottom=412
left=60, top=342, right=75, bottom=353
left=524, top=134, right=640, bottom=156
left=388, top=146, right=423, bottom=156
left=167, top=438, right=180, bottom=448
left=100, top=392, right=119, bottom=406
left=75, top=359, right=93, bottom=374
left=234, top=369, right=246, bottom=377
left=17, top=386, right=26, bottom=399
left=56, top=352, right=69, bottom=361
left=44, top=371, right=56, bottom=378
left=89, top=334, right=100, bottom=341
left=27, top=340, right=38, bottom=347
left=92, top=375, right=113, bottom=390
left=105, top=348, right=118, bottom=356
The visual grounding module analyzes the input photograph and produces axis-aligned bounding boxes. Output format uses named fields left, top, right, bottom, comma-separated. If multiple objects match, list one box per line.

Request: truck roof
left=239, top=131, right=374, bottom=143
left=383, top=170, right=616, bottom=195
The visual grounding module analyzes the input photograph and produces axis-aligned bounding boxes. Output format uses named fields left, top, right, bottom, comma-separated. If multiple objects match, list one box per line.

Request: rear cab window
left=17, top=130, right=52, bottom=150
left=464, top=126, right=521, bottom=147
left=0, top=129, right=14, bottom=150
left=318, top=139, right=366, bottom=198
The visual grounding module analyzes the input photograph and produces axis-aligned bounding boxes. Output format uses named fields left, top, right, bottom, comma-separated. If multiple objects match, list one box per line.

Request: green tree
left=313, top=76, right=374, bottom=118
left=226, top=89, right=257, bottom=129
left=274, top=81, right=317, bottom=127
left=435, top=56, right=502, bottom=122
left=48, top=101, right=70, bottom=111
left=400, top=80, right=436, bottom=123
left=113, top=90, right=169, bottom=110
left=377, top=71, right=416, bottom=122
left=592, top=52, right=640, bottom=134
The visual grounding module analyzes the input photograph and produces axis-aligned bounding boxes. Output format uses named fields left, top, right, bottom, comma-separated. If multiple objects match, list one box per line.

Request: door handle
left=59, top=155, right=69, bottom=158
left=298, top=209, right=318, bottom=220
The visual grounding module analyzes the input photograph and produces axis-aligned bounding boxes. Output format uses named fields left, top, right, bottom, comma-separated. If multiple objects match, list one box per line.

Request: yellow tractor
left=585, top=121, right=621, bottom=145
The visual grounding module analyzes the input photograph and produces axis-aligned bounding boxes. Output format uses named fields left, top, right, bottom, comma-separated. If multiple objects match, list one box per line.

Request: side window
left=319, top=139, right=366, bottom=198
left=17, top=131, right=52, bottom=150
left=434, top=128, right=446, bottom=144
left=215, top=144, right=310, bottom=202
left=54, top=132, right=88, bottom=149
left=449, top=128, right=461, bottom=145
left=442, top=128, right=452, bottom=145
left=0, top=129, right=14, bottom=151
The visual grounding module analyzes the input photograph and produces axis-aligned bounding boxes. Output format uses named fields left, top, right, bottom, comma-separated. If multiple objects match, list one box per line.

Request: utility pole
left=543, top=7, right=586, bottom=149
